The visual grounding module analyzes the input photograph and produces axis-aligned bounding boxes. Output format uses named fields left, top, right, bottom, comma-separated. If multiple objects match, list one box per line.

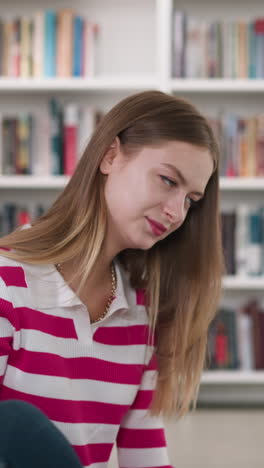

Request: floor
left=108, top=409, right=264, bottom=467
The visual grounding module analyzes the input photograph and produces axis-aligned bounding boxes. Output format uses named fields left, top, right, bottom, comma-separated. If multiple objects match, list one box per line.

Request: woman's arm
left=116, top=352, right=174, bottom=468
left=0, top=274, right=15, bottom=387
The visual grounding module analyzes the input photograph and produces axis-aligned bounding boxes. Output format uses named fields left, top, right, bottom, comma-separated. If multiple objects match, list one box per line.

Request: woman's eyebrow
left=161, top=163, right=205, bottom=197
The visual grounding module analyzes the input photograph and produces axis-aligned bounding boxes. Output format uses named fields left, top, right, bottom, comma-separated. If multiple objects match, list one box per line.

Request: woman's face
left=100, top=138, right=214, bottom=252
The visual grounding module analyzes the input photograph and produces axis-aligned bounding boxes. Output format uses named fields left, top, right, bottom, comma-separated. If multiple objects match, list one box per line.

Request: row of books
left=0, top=9, right=99, bottom=78
left=0, top=99, right=104, bottom=176
left=3, top=108, right=264, bottom=177
left=1, top=108, right=264, bottom=177
left=222, top=206, right=264, bottom=276
left=0, top=202, right=45, bottom=237
left=209, top=114, right=264, bottom=177
left=172, top=11, right=264, bottom=78
left=208, top=300, right=264, bottom=370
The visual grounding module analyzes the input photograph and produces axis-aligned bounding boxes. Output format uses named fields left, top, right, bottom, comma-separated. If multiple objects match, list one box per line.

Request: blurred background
left=1, top=0, right=264, bottom=466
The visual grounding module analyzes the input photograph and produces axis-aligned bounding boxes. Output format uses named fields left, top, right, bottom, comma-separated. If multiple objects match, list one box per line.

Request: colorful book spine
left=49, top=98, right=63, bottom=175
left=72, top=16, right=83, bottom=77
left=247, top=210, right=263, bottom=276
left=33, top=12, right=44, bottom=77
left=56, top=9, right=74, bottom=77
left=44, top=10, right=57, bottom=77
left=248, top=21, right=257, bottom=78
left=63, top=103, right=78, bottom=175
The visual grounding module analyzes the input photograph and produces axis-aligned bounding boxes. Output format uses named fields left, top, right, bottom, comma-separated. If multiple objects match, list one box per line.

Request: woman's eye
left=160, top=175, right=176, bottom=187
left=186, top=197, right=199, bottom=208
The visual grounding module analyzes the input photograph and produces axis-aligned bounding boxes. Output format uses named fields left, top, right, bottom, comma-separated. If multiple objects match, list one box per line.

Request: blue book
left=44, top=10, right=57, bottom=77
left=72, top=16, right=83, bottom=77
left=248, top=22, right=256, bottom=78
left=248, top=210, right=263, bottom=275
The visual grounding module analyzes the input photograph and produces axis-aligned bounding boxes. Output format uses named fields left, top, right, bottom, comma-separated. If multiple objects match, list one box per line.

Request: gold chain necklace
left=55, top=262, right=117, bottom=324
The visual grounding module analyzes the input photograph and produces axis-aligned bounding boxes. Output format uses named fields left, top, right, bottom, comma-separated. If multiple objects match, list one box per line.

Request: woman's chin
left=126, top=234, right=158, bottom=251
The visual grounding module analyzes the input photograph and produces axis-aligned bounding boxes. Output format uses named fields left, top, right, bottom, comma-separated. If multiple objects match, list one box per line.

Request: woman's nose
left=163, top=195, right=186, bottom=225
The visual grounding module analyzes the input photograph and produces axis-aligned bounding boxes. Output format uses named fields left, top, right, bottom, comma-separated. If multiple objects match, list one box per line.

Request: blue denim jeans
left=0, top=400, right=83, bottom=468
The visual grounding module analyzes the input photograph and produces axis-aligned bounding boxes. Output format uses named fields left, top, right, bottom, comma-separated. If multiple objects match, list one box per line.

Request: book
left=63, top=103, right=78, bottom=175
left=49, top=98, right=63, bottom=175
left=247, top=209, right=263, bottom=276
left=73, top=16, right=83, bottom=77
left=20, top=18, right=31, bottom=77
left=221, top=211, right=236, bottom=275
left=2, top=117, right=17, bottom=174
left=235, top=204, right=250, bottom=275
left=32, top=12, right=44, bottom=77
left=44, top=10, right=57, bottom=77
left=237, top=307, right=255, bottom=370
left=16, top=115, right=32, bottom=174
left=83, top=20, right=99, bottom=77
left=56, top=9, right=74, bottom=77
left=172, top=10, right=185, bottom=78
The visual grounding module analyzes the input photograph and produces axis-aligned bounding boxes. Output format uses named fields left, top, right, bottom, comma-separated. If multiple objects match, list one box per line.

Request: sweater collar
left=22, top=258, right=129, bottom=313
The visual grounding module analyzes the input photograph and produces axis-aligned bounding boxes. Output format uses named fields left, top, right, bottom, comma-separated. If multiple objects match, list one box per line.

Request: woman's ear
left=100, top=136, right=121, bottom=175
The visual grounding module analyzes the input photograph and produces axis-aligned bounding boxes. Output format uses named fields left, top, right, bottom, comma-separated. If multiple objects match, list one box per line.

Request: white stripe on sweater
left=19, top=329, right=148, bottom=364
left=54, top=421, right=119, bottom=446
left=118, top=409, right=164, bottom=430
left=118, top=447, right=170, bottom=467
left=4, top=366, right=139, bottom=404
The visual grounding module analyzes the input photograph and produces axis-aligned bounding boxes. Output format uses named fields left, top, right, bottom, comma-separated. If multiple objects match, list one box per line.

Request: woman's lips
left=146, top=217, right=167, bottom=236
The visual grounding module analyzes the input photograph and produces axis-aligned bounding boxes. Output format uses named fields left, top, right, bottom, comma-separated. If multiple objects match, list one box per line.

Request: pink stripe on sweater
left=136, top=288, right=146, bottom=305
left=93, top=325, right=150, bottom=346
left=0, top=336, right=13, bottom=356
left=0, top=298, right=17, bottom=328
left=0, top=388, right=130, bottom=424
left=74, top=442, right=113, bottom=466
left=117, top=427, right=166, bottom=448
left=0, top=266, right=27, bottom=287
left=7, top=349, right=144, bottom=384
left=131, top=390, right=154, bottom=410
left=15, top=306, right=78, bottom=338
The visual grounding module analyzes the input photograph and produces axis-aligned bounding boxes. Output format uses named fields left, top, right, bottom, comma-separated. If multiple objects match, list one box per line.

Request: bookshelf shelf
left=2, top=176, right=264, bottom=191
left=0, top=175, right=69, bottom=189
left=202, top=371, right=264, bottom=385
left=220, top=177, right=264, bottom=190
left=0, top=76, right=159, bottom=92
left=223, top=276, right=264, bottom=289
left=170, top=79, right=264, bottom=93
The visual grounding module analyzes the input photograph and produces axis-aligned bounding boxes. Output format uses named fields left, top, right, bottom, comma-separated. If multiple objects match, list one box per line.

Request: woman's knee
left=0, top=399, right=50, bottom=433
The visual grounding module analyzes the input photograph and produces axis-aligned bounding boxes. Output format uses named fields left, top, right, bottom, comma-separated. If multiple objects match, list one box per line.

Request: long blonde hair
left=0, top=90, right=224, bottom=419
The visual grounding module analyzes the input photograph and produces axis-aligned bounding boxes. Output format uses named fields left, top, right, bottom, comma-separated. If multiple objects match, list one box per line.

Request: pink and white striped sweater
left=0, top=254, right=173, bottom=468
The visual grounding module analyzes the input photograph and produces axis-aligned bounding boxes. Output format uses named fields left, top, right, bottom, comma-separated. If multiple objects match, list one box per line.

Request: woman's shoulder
left=0, top=248, right=19, bottom=267
left=0, top=250, right=28, bottom=288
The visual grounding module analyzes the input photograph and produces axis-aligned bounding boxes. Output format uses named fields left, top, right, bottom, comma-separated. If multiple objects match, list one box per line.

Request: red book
left=18, top=209, right=31, bottom=226
left=254, top=19, right=264, bottom=34
left=215, top=322, right=228, bottom=367
left=63, top=103, right=78, bottom=175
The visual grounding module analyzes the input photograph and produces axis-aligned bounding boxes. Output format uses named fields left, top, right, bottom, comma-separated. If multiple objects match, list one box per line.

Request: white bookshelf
left=223, top=276, right=264, bottom=290
left=1, top=0, right=264, bottom=403
left=170, top=79, right=264, bottom=93
left=202, top=371, right=264, bottom=385
left=0, top=76, right=159, bottom=92
left=0, top=175, right=69, bottom=189
left=2, top=175, right=264, bottom=190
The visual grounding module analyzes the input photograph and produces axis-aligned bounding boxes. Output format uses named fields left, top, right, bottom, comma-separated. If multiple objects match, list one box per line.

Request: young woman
left=0, top=90, right=224, bottom=468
